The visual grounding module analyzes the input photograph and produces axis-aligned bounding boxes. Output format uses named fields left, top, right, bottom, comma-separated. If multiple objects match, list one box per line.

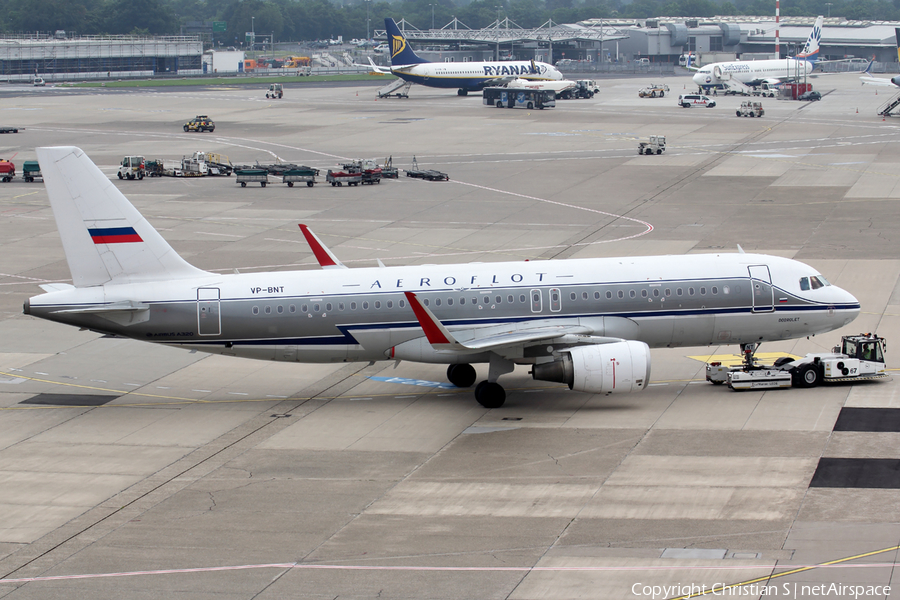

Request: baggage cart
left=283, top=168, right=318, bottom=187
left=326, top=169, right=361, bottom=186
left=23, top=161, right=42, bottom=182
left=235, top=169, right=269, bottom=187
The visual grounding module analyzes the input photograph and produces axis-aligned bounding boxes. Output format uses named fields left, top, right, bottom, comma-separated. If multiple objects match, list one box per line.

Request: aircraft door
left=748, top=265, right=774, bottom=312
left=549, top=288, right=562, bottom=312
left=530, top=289, right=543, bottom=313
left=197, top=287, right=221, bottom=335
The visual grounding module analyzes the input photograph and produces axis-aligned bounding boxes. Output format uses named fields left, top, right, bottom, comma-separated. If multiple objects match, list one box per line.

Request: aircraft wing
left=403, top=292, right=629, bottom=353
left=364, top=57, right=393, bottom=75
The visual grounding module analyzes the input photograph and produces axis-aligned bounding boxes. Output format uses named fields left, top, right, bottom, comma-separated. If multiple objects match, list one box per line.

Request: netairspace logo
left=631, top=582, right=891, bottom=599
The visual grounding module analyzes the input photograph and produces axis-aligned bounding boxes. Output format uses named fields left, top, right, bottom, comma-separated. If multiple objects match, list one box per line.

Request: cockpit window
left=800, top=275, right=831, bottom=291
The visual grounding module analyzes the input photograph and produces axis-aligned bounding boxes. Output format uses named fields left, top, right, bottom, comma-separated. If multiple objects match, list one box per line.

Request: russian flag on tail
left=88, top=226, right=143, bottom=244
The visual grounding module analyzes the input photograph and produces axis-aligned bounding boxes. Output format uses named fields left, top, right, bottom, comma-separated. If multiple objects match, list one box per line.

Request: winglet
left=404, top=291, right=464, bottom=349
left=298, top=224, right=347, bottom=269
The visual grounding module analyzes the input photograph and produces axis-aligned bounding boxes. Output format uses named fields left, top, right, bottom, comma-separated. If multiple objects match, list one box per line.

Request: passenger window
left=520, top=294, right=526, bottom=303
left=326, top=303, right=332, bottom=311
left=618, top=290, right=624, bottom=299
left=629, top=290, right=636, bottom=298
left=689, top=288, right=695, bottom=296
left=338, top=303, right=344, bottom=311
left=350, top=302, right=357, bottom=310
left=252, top=306, right=259, bottom=315
left=363, top=301, right=370, bottom=309
left=676, top=288, right=683, bottom=296
left=700, top=287, right=706, bottom=295
left=374, top=301, right=381, bottom=309
left=302, top=305, right=308, bottom=313
left=606, top=291, right=612, bottom=299
left=483, top=296, right=490, bottom=304
left=399, top=300, right=406, bottom=308
left=434, top=299, right=441, bottom=307
left=277, top=305, right=283, bottom=314
left=508, top=295, right=514, bottom=303
left=447, top=298, right=453, bottom=306
left=290, top=305, right=296, bottom=313
left=265, top=306, right=271, bottom=314
left=665, top=288, right=671, bottom=296
left=313, top=304, right=320, bottom=312
left=711, top=287, right=718, bottom=295
left=496, top=296, right=501, bottom=303
left=582, top=292, right=589, bottom=300
left=460, top=297, right=466, bottom=305
left=641, top=290, right=648, bottom=298
left=653, top=289, right=659, bottom=297
left=570, top=292, right=576, bottom=301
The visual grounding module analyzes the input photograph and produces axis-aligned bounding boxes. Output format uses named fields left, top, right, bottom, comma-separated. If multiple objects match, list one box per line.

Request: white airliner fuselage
left=25, top=147, right=861, bottom=408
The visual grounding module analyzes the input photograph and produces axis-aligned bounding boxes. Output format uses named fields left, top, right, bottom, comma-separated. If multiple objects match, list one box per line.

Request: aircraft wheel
left=447, top=364, right=477, bottom=388
left=475, top=381, right=505, bottom=409
left=457, top=89, right=468, bottom=96
left=794, top=364, right=821, bottom=388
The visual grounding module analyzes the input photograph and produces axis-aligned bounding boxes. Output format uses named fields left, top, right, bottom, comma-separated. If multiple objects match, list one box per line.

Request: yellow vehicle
left=183, top=115, right=215, bottom=133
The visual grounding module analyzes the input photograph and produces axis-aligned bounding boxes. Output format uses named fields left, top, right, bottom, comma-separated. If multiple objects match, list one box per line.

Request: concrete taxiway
left=0, top=73, right=899, bottom=599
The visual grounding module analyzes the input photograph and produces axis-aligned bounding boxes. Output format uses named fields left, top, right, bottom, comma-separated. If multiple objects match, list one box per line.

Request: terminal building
left=0, top=34, right=203, bottom=82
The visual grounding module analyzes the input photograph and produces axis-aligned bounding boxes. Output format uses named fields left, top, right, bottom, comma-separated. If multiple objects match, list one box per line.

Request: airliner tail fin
left=384, top=18, right=428, bottom=67
left=37, top=146, right=209, bottom=287
left=795, top=15, right=823, bottom=64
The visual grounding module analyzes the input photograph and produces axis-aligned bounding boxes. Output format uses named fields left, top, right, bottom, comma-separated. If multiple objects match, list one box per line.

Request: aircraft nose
left=692, top=73, right=704, bottom=85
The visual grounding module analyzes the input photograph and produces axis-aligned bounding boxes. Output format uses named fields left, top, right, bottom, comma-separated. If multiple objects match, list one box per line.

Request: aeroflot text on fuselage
left=482, top=64, right=546, bottom=76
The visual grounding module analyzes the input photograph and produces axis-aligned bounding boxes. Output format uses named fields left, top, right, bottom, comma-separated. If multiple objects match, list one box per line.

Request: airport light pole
left=825, top=3, right=832, bottom=17
left=429, top=3, right=435, bottom=30
left=365, top=0, right=370, bottom=40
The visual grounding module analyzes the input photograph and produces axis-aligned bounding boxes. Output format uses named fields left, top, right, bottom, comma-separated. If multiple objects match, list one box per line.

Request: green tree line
left=0, top=0, right=894, bottom=41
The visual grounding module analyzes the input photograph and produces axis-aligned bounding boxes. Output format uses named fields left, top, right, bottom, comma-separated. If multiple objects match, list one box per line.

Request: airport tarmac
left=0, top=73, right=899, bottom=599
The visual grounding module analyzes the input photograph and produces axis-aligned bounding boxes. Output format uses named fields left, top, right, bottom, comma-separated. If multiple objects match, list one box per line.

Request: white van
left=678, top=93, right=716, bottom=108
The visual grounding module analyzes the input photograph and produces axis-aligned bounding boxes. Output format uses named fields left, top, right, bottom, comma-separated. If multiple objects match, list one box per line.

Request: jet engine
left=531, top=341, right=651, bottom=394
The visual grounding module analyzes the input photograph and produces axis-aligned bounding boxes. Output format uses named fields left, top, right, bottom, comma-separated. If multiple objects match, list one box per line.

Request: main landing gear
left=457, top=88, right=468, bottom=96
left=447, top=354, right=515, bottom=409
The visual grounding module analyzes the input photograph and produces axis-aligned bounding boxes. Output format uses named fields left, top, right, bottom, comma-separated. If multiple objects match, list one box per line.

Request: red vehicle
left=0, top=159, right=14, bottom=182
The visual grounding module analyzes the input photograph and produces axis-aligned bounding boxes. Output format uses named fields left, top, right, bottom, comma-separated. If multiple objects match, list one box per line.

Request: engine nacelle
left=531, top=341, right=651, bottom=394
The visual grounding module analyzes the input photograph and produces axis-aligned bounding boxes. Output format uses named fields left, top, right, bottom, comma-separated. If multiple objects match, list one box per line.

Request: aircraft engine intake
left=531, top=341, right=651, bottom=394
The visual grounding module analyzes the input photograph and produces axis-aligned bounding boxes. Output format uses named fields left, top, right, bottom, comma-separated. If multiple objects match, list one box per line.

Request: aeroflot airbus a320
left=368, top=17, right=564, bottom=96
left=25, top=147, right=860, bottom=408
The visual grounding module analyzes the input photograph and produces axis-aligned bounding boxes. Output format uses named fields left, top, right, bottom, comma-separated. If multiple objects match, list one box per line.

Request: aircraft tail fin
left=384, top=18, right=428, bottom=67
left=36, top=146, right=209, bottom=288
left=895, top=28, right=900, bottom=64
left=795, top=15, right=823, bottom=64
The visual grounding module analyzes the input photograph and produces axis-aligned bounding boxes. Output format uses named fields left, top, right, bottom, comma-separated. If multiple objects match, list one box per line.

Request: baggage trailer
left=0, top=127, right=20, bottom=134
left=326, top=169, right=362, bottom=186
left=404, top=156, right=448, bottom=181
left=0, top=159, right=14, bottom=182
left=22, top=161, right=42, bottom=182
left=283, top=167, right=318, bottom=187
left=235, top=169, right=269, bottom=187
left=707, top=334, right=888, bottom=391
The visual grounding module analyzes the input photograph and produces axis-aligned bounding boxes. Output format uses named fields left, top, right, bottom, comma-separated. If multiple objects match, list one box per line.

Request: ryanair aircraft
left=24, top=147, right=860, bottom=408
left=369, top=17, right=564, bottom=96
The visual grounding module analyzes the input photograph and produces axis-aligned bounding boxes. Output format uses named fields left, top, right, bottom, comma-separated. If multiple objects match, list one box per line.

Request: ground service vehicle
left=22, top=161, right=41, bottom=182
left=117, top=156, right=145, bottom=180
left=266, top=84, right=283, bottom=99
left=639, top=83, right=669, bottom=98
left=707, top=334, right=887, bottom=390
left=736, top=101, right=765, bottom=117
left=637, top=135, right=666, bottom=155
left=0, top=127, right=19, bottom=134
left=798, top=90, right=822, bottom=101
left=184, top=116, right=215, bottom=132
left=483, top=87, right=555, bottom=109
left=0, top=159, right=14, bottom=182
left=678, top=94, right=716, bottom=108
left=33, top=77, right=45, bottom=86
